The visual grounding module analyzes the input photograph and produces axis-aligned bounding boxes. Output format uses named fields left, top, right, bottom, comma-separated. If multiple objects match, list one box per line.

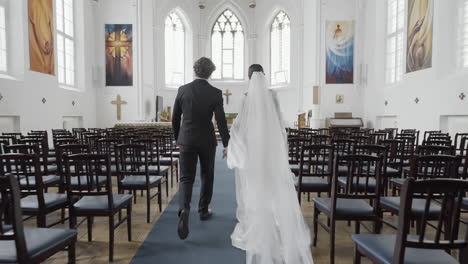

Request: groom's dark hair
left=248, top=64, right=264, bottom=79
left=194, top=57, right=216, bottom=79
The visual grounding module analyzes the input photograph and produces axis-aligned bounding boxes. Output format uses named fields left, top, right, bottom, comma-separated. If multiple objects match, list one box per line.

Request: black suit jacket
left=172, top=79, right=230, bottom=148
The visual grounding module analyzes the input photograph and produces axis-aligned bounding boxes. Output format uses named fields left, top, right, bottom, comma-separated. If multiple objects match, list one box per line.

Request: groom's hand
left=222, top=148, right=228, bottom=159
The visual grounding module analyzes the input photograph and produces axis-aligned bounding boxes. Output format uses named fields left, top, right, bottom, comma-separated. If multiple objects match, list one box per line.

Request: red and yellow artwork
left=105, top=24, right=133, bottom=86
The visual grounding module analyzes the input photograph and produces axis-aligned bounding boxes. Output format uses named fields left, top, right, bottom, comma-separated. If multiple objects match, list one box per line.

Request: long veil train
left=227, top=72, right=313, bottom=264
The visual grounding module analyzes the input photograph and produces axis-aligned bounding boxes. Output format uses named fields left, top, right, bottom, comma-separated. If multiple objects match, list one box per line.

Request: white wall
left=363, top=0, right=468, bottom=134
left=0, top=0, right=97, bottom=133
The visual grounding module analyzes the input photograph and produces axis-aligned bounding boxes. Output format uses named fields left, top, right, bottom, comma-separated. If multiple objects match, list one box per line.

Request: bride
left=227, top=64, right=313, bottom=264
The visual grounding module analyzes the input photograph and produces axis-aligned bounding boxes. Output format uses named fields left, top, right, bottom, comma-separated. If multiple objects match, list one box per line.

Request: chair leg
left=37, top=214, right=46, bottom=228
left=109, top=215, right=114, bottom=262
left=313, top=205, right=319, bottom=247
left=158, top=184, right=162, bottom=212
left=61, top=208, right=66, bottom=224
left=176, top=162, right=179, bottom=183
left=87, top=216, right=93, bottom=242
left=165, top=175, right=169, bottom=197
left=133, top=190, right=137, bottom=204
left=170, top=164, right=174, bottom=188
left=146, top=189, right=151, bottom=223
left=69, top=209, right=76, bottom=229
left=68, top=242, right=76, bottom=264
left=330, top=220, right=336, bottom=264
left=355, top=221, right=361, bottom=234
left=127, top=203, right=132, bottom=242
left=353, top=245, right=362, bottom=264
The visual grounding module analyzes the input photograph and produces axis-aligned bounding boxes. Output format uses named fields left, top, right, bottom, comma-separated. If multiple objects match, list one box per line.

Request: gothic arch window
left=165, top=11, right=185, bottom=87
left=270, top=11, right=290, bottom=85
left=211, top=9, right=244, bottom=80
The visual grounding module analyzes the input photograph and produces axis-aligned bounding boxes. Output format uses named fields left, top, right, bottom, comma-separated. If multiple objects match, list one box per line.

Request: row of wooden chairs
left=288, top=128, right=468, bottom=263
left=0, top=127, right=181, bottom=262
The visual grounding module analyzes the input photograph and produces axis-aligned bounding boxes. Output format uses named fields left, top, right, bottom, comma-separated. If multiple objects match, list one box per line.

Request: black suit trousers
left=179, top=144, right=217, bottom=213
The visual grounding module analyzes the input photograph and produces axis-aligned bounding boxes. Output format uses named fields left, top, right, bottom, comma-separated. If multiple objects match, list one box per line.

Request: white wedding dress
left=227, top=73, right=313, bottom=264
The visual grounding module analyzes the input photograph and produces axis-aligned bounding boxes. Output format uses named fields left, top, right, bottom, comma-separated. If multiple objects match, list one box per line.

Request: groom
left=172, top=57, right=230, bottom=240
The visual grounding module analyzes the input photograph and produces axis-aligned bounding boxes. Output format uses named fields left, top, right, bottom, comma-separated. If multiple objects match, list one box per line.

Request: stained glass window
left=56, top=0, right=75, bottom=86
left=212, top=10, right=244, bottom=80
left=271, top=11, right=290, bottom=85
left=165, top=12, right=185, bottom=87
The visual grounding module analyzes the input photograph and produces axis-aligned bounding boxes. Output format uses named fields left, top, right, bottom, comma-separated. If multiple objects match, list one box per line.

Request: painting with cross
left=105, top=24, right=133, bottom=86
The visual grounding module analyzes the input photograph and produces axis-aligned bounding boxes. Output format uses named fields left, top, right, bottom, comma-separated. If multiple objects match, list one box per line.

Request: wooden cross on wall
left=111, top=94, right=127, bottom=121
left=223, top=89, right=233, bottom=105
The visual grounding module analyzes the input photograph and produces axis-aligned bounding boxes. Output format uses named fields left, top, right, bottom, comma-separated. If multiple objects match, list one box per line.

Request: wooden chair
left=353, top=178, right=468, bottom=264
left=455, top=133, right=468, bottom=155
left=3, top=144, right=61, bottom=188
left=156, top=135, right=179, bottom=187
left=116, top=144, right=162, bottom=223
left=423, top=130, right=442, bottom=141
left=64, top=153, right=132, bottom=262
left=288, top=137, right=308, bottom=175
left=0, top=153, right=69, bottom=228
left=295, top=144, right=334, bottom=204
left=313, top=154, right=384, bottom=264
left=0, top=174, right=77, bottom=264
left=379, top=155, right=461, bottom=230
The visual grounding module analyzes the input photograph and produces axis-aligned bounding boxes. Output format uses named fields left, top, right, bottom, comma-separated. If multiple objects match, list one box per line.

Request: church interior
left=0, top=0, right=468, bottom=263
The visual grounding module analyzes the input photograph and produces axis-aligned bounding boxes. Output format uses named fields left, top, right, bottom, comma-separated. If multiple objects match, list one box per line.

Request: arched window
left=211, top=9, right=244, bottom=80
left=165, top=11, right=185, bottom=87
left=270, top=11, right=290, bottom=85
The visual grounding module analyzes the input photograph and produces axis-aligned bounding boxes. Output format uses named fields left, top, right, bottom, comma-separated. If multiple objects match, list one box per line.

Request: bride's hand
left=222, top=148, right=228, bottom=159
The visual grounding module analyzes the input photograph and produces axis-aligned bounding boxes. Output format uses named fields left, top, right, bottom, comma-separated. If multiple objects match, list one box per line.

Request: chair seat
left=73, top=194, right=132, bottom=212
left=337, top=177, right=376, bottom=192
left=147, top=165, right=170, bottom=175
left=352, top=234, right=458, bottom=264
left=380, top=197, right=442, bottom=217
left=21, top=193, right=68, bottom=211
left=47, top=165, right=58, bottom=174
left=121, top=175, right=163, bottom=187
left=0, top=228, right=77, bottom=263
left=463, top=198, right=468, bottom=209
left=367, top=166, right=400, bottom=177
left=47, top=157, right=56, bottom=163
left=290, top=164, right=309, bottom=175
left=70, top=176, right=107, bottom=188
left=313, top=197, right=375, bottom=218
left=317, top=166, right=347, bottom=176
left=390, top=178, right=405, bottom=187
left=294, top=177, right=329, bottom=192
left=159, top=157, right=179, bottom=165
left=20, top=175, right=61, bottom=187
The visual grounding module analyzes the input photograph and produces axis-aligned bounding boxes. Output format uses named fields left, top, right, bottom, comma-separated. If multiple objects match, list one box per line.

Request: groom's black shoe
left=199, top=209, right=213, bottom=221
left=178, top=210, right=189, bottom=240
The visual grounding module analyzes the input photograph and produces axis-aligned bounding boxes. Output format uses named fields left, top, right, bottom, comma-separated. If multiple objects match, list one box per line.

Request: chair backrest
left=4, top=144, right=39, bottom=155
left=2, top=133, right=22, bottom=142
left=369, top=132, right=388, bottom=145
left=56, top=144, right=90, bottom=176
left=409, top=155, right=461, bottom=180
left=64, top=154, right=113, bottom=207
left=393, top=178, right=468, bottom=264
left=423, top=130, right=442, bottom=141
left=332, top=139, right=354, bottom=157
left=454, top=133, right=468, bottom=155
left=116, top=144, right=149, bottom=181
left=0, top=153, right=45, bottom=201
left=288, top=137, right=308, bottom=164
left=351, top=136, right=370, bottom=145
left=0, top=174, right=29, bottom=263
left=395, top=135, right=416, bottom=161
left=97, top=138, right=121, bottom=162
left=380, top=139, right=404, bottom=166
left=333, top=154, right=384, bottom=199
left=416, top=145, right=454, bottom=156
left=133, top=138, right=161, bottom=168
left=299, top=144, right=334, bottom=181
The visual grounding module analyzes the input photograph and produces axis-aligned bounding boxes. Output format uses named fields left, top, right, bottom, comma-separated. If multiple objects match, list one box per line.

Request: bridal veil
left=227, top=72, right=313, bottom=264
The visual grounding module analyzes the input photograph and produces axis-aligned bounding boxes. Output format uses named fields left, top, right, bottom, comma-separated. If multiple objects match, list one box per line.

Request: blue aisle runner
left=130, top=147, right=245, bottom=264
